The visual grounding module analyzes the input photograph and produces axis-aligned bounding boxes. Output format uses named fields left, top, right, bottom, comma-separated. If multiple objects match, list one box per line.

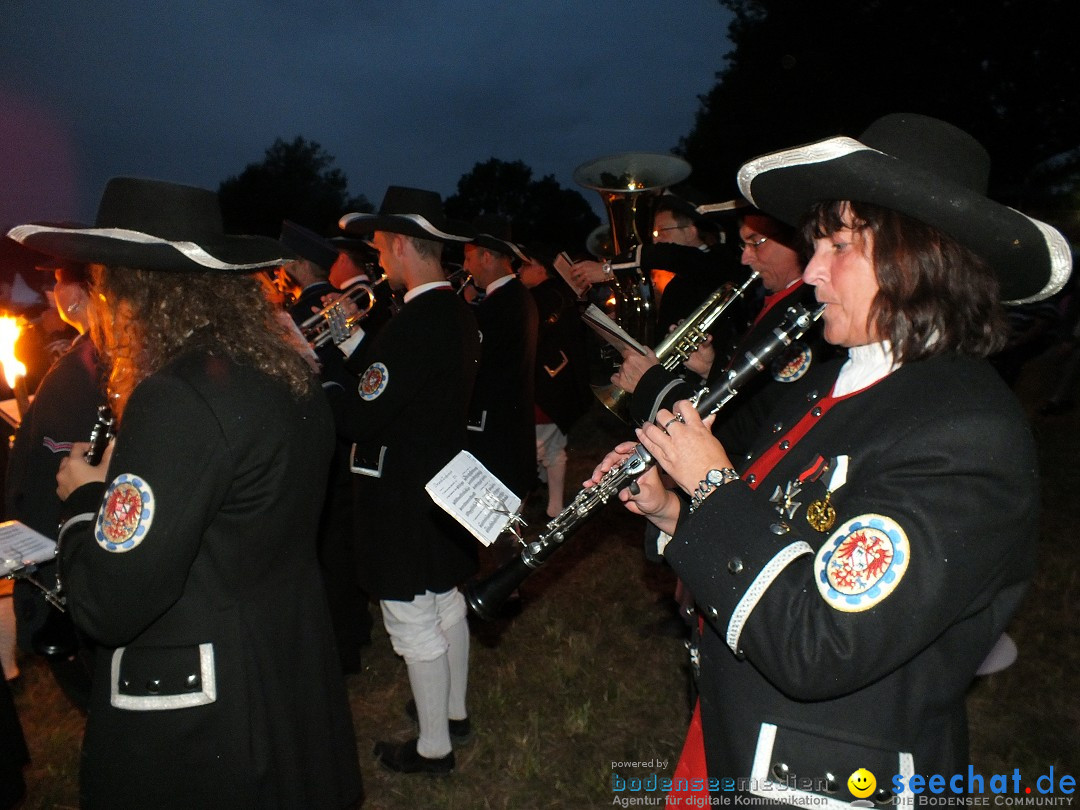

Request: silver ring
left=662, top=416, right=681, bottom=431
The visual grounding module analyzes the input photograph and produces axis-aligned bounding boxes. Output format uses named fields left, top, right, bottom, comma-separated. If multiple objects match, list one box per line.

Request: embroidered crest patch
left=814, top=513, right=909, bottom=612
left=359, top=362, right=389, bottom=401
left=771, top=341, right=812, bottom=383
left=95, top=474, right=155, bottom=553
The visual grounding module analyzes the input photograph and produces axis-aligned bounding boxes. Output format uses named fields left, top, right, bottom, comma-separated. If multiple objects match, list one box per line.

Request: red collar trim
left=753, top=279, right=805, bottom=326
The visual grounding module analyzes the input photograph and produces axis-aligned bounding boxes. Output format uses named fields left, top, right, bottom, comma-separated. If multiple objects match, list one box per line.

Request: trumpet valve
left=322, top=301, right=353, bottom=346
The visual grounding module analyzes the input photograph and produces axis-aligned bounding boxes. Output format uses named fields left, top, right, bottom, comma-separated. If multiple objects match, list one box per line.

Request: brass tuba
left=573, top=152, right=691, bottom=346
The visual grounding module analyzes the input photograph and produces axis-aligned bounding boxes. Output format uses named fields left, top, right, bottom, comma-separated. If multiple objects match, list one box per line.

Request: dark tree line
left=217, top=145, right=599, bottom=253
left=678, top=0, right=1080, bottom=221
left=217, top=3, right=1078, bottom=245
left=444, top=158, right=599, bottom=251
left=218, top=137, right=373, bottom=238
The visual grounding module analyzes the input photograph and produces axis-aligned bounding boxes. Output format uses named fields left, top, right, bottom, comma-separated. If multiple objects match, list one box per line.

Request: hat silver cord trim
left=337, top=212, right=470, bottom=242
left=7, top=224, right=286, bottom=270
left=736, top=137, right=877, bottom=205
left=1003, top=214, right=1073, bottom=304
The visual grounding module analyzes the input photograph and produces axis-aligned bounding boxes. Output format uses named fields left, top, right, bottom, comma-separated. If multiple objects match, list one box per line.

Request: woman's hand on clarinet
left=637, top=400, right=730, bottom=498
left=584, top=441, right=681, bottom=533
left=583, top=441, right=638, bottom=488
left=56, top=441, right=113, bottom=501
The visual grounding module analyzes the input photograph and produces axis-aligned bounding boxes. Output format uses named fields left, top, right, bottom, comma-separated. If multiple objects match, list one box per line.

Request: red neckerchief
left=752, top=279, right=805, bottom=326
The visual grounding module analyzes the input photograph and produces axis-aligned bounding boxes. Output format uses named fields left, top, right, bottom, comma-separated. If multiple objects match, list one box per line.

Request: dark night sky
left=0, top=1, right=734, bottom=228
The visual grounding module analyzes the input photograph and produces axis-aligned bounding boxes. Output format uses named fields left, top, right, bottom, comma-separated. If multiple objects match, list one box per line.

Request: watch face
left=706, top=469, right=725, bottom=485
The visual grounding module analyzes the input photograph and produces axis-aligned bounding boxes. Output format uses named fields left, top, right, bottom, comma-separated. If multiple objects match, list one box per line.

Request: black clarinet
left=29, top=405, right=115, bottom=619
left=465, top=304, right=825, bottom=620
left=84, top=405, right=115, bottom=466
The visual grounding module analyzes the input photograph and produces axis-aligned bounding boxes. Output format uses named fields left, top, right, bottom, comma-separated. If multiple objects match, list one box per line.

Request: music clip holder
left=474, top=491, right=528, bottom=545
left=1, top=520, right=56, bottom=578
left=426, top=451, right=524, bottom=548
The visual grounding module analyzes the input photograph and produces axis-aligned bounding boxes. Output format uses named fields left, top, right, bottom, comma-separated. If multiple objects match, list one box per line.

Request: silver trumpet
left=445, top=265, right=475, bottom=297
left=301, top=280, right=378, bottom=348
left=464, top=303, right=825, bottom=620
left=592, top=271, right=761, bottom=422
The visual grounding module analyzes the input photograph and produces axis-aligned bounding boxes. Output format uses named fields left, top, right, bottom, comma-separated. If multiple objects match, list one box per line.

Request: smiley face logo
left=848, top=768, right=876, bottom=799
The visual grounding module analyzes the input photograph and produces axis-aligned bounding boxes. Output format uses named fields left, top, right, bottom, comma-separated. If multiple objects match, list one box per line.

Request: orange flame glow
left=0, top=315, right=27, bottom=389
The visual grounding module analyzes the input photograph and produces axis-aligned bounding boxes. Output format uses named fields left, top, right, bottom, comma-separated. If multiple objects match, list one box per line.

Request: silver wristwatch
left=689, top=467, right=739, bottom=512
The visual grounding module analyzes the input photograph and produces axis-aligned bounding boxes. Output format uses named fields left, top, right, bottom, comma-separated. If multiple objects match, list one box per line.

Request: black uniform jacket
left=630, top=280, right=831, bottom=433
left=467, top=276, right=539, bottom=498
left=647, top=242, right=748, bottom=348
left=334, top=287, right=481, bottom=600
left=531, top=278, right=592, bottom=434
left=58, top=353, right=361, bottom=809
left=5, top=334, right=105, bottom=648
left=665, top=352, right=1038, bottom=802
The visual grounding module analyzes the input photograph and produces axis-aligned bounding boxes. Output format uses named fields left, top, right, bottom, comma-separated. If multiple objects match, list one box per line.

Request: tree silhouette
left=217, top=136, right=372, bottom=237
left=445, top=159, right=599, bottom=253
left=678, top=0, right=1079, bottom=221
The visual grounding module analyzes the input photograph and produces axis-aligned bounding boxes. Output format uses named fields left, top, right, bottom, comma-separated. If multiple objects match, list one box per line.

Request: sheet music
left=0, top=520, right=56, bottom=576
left=581, top=304, right=648, bottom=356
left=0, top=397, right=28, bottom=430
left=425, top=451, right=522, bottom=547
left=553, top=252, right=589, bottom=299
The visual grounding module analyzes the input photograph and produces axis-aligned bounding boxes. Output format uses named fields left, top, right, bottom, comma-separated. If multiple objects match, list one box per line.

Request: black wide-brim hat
left=471, top=233, right=528, bottom=265
left=6, top=177, right=293, bottom=273
left=339, top=186, right=475, bottom=243
left=736, top=113, right=1072, bottom=303
left=1, top=228, right=84, bottom=277
left=279, top=219, right=340, bottom=272
left=654, top=192, right=718, bottom=232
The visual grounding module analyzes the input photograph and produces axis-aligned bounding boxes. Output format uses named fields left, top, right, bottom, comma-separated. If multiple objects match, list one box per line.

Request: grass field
left=11, top=346, right=1079, bottom=809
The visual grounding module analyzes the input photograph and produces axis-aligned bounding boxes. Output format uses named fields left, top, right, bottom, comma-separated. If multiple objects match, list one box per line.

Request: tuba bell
left=573, top=152, right=691, bottom=347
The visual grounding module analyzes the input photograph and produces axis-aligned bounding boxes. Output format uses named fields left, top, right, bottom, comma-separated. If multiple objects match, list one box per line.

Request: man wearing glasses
left=619, top=207, right=833, bottom=433
left=571, top=193, right=748, bottom=359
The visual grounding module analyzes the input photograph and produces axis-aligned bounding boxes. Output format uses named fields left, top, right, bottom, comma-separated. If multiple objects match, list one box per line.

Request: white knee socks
left=407, top=655, right=451, bottom=758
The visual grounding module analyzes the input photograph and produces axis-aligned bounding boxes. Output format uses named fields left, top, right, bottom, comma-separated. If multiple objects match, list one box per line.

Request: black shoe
left=404, top=699, right=473, bottom=743
left=373, top=738, right=454, bottom=775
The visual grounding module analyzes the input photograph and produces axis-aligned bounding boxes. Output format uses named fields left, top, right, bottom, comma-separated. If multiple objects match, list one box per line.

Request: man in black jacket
left=464, top=233, right=539, bottom=500
left=279, top=219, right=374, bottom=674
left=337, top=187, right=481, bottom=775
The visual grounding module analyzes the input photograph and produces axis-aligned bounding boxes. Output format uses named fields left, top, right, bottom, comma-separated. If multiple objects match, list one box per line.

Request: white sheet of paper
left=581, top=304, right=648, bottom=356
left=0, top=520, right=57, bottom=576
left=553, top=252, right=589, bottom=299
left=425, top=451, right=522, bottom=547
left=0, top=397, right=29, bottom=430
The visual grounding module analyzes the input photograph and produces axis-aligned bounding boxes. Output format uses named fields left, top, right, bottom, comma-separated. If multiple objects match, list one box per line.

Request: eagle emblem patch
left=95, top=474, right=155, bottom=553
left=771, top=341, right=812, bottom=383
left=815, top=513, right=909, bottom=612
left=359, top=362, right=389, bottom=401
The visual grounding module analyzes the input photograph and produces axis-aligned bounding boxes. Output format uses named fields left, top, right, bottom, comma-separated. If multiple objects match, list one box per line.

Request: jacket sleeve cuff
left=59, top=481, right=107, bottom=525
left=629, top=366, right=693, bottom=426
left=665, top=482, right=812, bottom=654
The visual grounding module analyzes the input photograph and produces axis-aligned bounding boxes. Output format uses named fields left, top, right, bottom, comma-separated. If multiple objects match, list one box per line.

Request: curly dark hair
left=89, top=265, right=315, bottom=418
left=802, top=201, right=1008, bottom=363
